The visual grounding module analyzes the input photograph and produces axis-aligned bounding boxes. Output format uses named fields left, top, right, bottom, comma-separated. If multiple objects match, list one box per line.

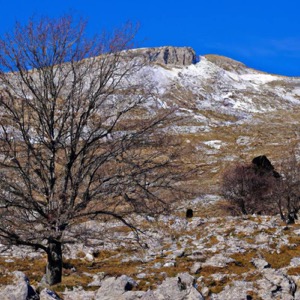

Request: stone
left=95, top=275, right=140, bottom=300
left=0, top=271, right=39, bottom=300
left=153, top=272, right=204, bottom=300
left=190, top=262, right=202, bottom=274
left=251, top=258, right=271, bottom=270
left=202, top=253, right=235, bottom=267
left=252, top=155, right=274, bottom=171
left=140, top=291, right=157, bottom=300
left=163, top=260, right=176, bottom=267
left=290, top=257, right=300, bottom=267
left=85, top=252, right=94, bottom=261
left=136, top=273, right=147, bottom=279
left=87, top=272, right=106, bottom=287
left=63, top=287, right=96, bottom=300
left=209, top=280, right=254, bottom=300
left=256, top=269, right=296, bottom=299
left=201, top=286, right=209, bottom=297
left=40, top=288, right=62, bottom=300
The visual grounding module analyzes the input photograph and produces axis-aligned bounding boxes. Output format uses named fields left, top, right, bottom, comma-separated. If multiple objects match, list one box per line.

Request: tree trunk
left=46, top=239, right=62, bottom=285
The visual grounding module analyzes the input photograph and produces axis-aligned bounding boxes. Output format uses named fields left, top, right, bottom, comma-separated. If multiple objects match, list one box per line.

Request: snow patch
left=203, top=140, right=226, bottom=150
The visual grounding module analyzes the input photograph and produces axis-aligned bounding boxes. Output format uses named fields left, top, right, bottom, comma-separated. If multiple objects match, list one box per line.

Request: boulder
left=87, top=272, right=106, bottom=287
left=0, top=271, right=39, bottom=300
left=39, top=289, right=62, bottom=300
left=95, top=275, right=141, bottom=300
left=251, top=258, right=271, bottom=270
left=252, top=155, right=280, bottom=178
left=190, top=262, right=202, bottom=274
left=209, top=280, right=254, bottom=300
left=252, top=155, right=274, bottom=171
left=153, top=272, right=204, bottom=300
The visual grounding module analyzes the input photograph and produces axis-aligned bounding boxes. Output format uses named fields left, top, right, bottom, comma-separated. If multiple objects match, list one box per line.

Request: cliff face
left=136, top=46, right=197, bottom=66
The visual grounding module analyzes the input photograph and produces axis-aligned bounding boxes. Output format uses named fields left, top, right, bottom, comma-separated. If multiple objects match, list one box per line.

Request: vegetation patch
left=262, top=243, right=300, bottom=269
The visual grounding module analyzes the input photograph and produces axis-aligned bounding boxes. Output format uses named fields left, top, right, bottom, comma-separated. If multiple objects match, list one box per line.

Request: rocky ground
left=2, top=204, right=300, bottom=299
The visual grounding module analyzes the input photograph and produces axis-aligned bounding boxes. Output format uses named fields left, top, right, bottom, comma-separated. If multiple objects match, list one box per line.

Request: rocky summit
left=1, top=46, right=300, bottom=299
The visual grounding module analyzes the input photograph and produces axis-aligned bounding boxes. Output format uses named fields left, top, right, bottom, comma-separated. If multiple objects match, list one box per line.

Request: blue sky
left=0, top=0, right=300, bottom=76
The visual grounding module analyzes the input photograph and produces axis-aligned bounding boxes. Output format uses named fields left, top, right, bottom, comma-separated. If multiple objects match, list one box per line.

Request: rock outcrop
left=138, top=46, right=197, bottom=66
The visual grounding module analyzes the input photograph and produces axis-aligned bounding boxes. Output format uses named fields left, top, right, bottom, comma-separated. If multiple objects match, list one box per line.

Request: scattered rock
left=190, top=262, right=202, bottom=274
left=203, top=253, right=235, bottom=267
left=251, top=258, right=271, bottom=270
left=163, top=260, right=176, bottom=267
left=290, top=257, right=300, bottom=267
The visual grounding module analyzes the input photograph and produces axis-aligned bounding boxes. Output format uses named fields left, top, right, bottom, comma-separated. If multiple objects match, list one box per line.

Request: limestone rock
left=251, top=258, right=271, bottom=270
left=40, top=289, right=62, bottom=300
left=190, top=262, right=202, bottom=274
left=153, top=272, right=204, bottom=300
left=87, top=272, right=105, bottom=287
left=203, top=253, right=235, bottom=267
left=95, top=275, right=141, bottom=300
left=257, top=269, right=296, bottom=299
left=290, top=257, right=300, bottom=267
left=0, top=271, right=39, bottom=300
left=210, top=280, right=254, bottom=300
left=63, top=287, right=96, bottom=300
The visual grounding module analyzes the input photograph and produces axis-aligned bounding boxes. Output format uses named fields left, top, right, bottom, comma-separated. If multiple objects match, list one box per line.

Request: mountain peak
left=204, top=54, right=247, bottom=74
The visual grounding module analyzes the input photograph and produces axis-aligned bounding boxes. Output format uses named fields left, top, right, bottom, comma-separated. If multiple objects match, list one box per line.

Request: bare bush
left=222, top=162, right=279, bottom=216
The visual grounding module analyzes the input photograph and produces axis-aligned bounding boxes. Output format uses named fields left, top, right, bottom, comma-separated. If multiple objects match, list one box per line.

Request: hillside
left=132, top=47, right=300, bottom=200
left=1, top=46, right=300, bottom=299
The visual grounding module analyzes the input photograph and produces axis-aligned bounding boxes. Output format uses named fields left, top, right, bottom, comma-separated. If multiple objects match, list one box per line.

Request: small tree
left=0, top=16, right=188, bottom=284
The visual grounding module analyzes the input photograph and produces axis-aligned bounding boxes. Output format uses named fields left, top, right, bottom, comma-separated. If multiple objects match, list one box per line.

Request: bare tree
left=0, top=16, right=188, bottom=285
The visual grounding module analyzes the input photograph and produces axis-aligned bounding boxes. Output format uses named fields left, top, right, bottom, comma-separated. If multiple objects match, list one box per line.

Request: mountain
left=2, top=46, right=300, bottom=299
left=131, top=46, right=300, bottom=198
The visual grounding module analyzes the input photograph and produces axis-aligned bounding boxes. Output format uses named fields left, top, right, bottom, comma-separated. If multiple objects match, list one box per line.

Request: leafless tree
left=0, top=16, right=190, bottom=285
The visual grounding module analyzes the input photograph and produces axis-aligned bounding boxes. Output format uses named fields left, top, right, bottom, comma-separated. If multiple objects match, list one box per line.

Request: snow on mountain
left=137, top=52, right=300, bottom=119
